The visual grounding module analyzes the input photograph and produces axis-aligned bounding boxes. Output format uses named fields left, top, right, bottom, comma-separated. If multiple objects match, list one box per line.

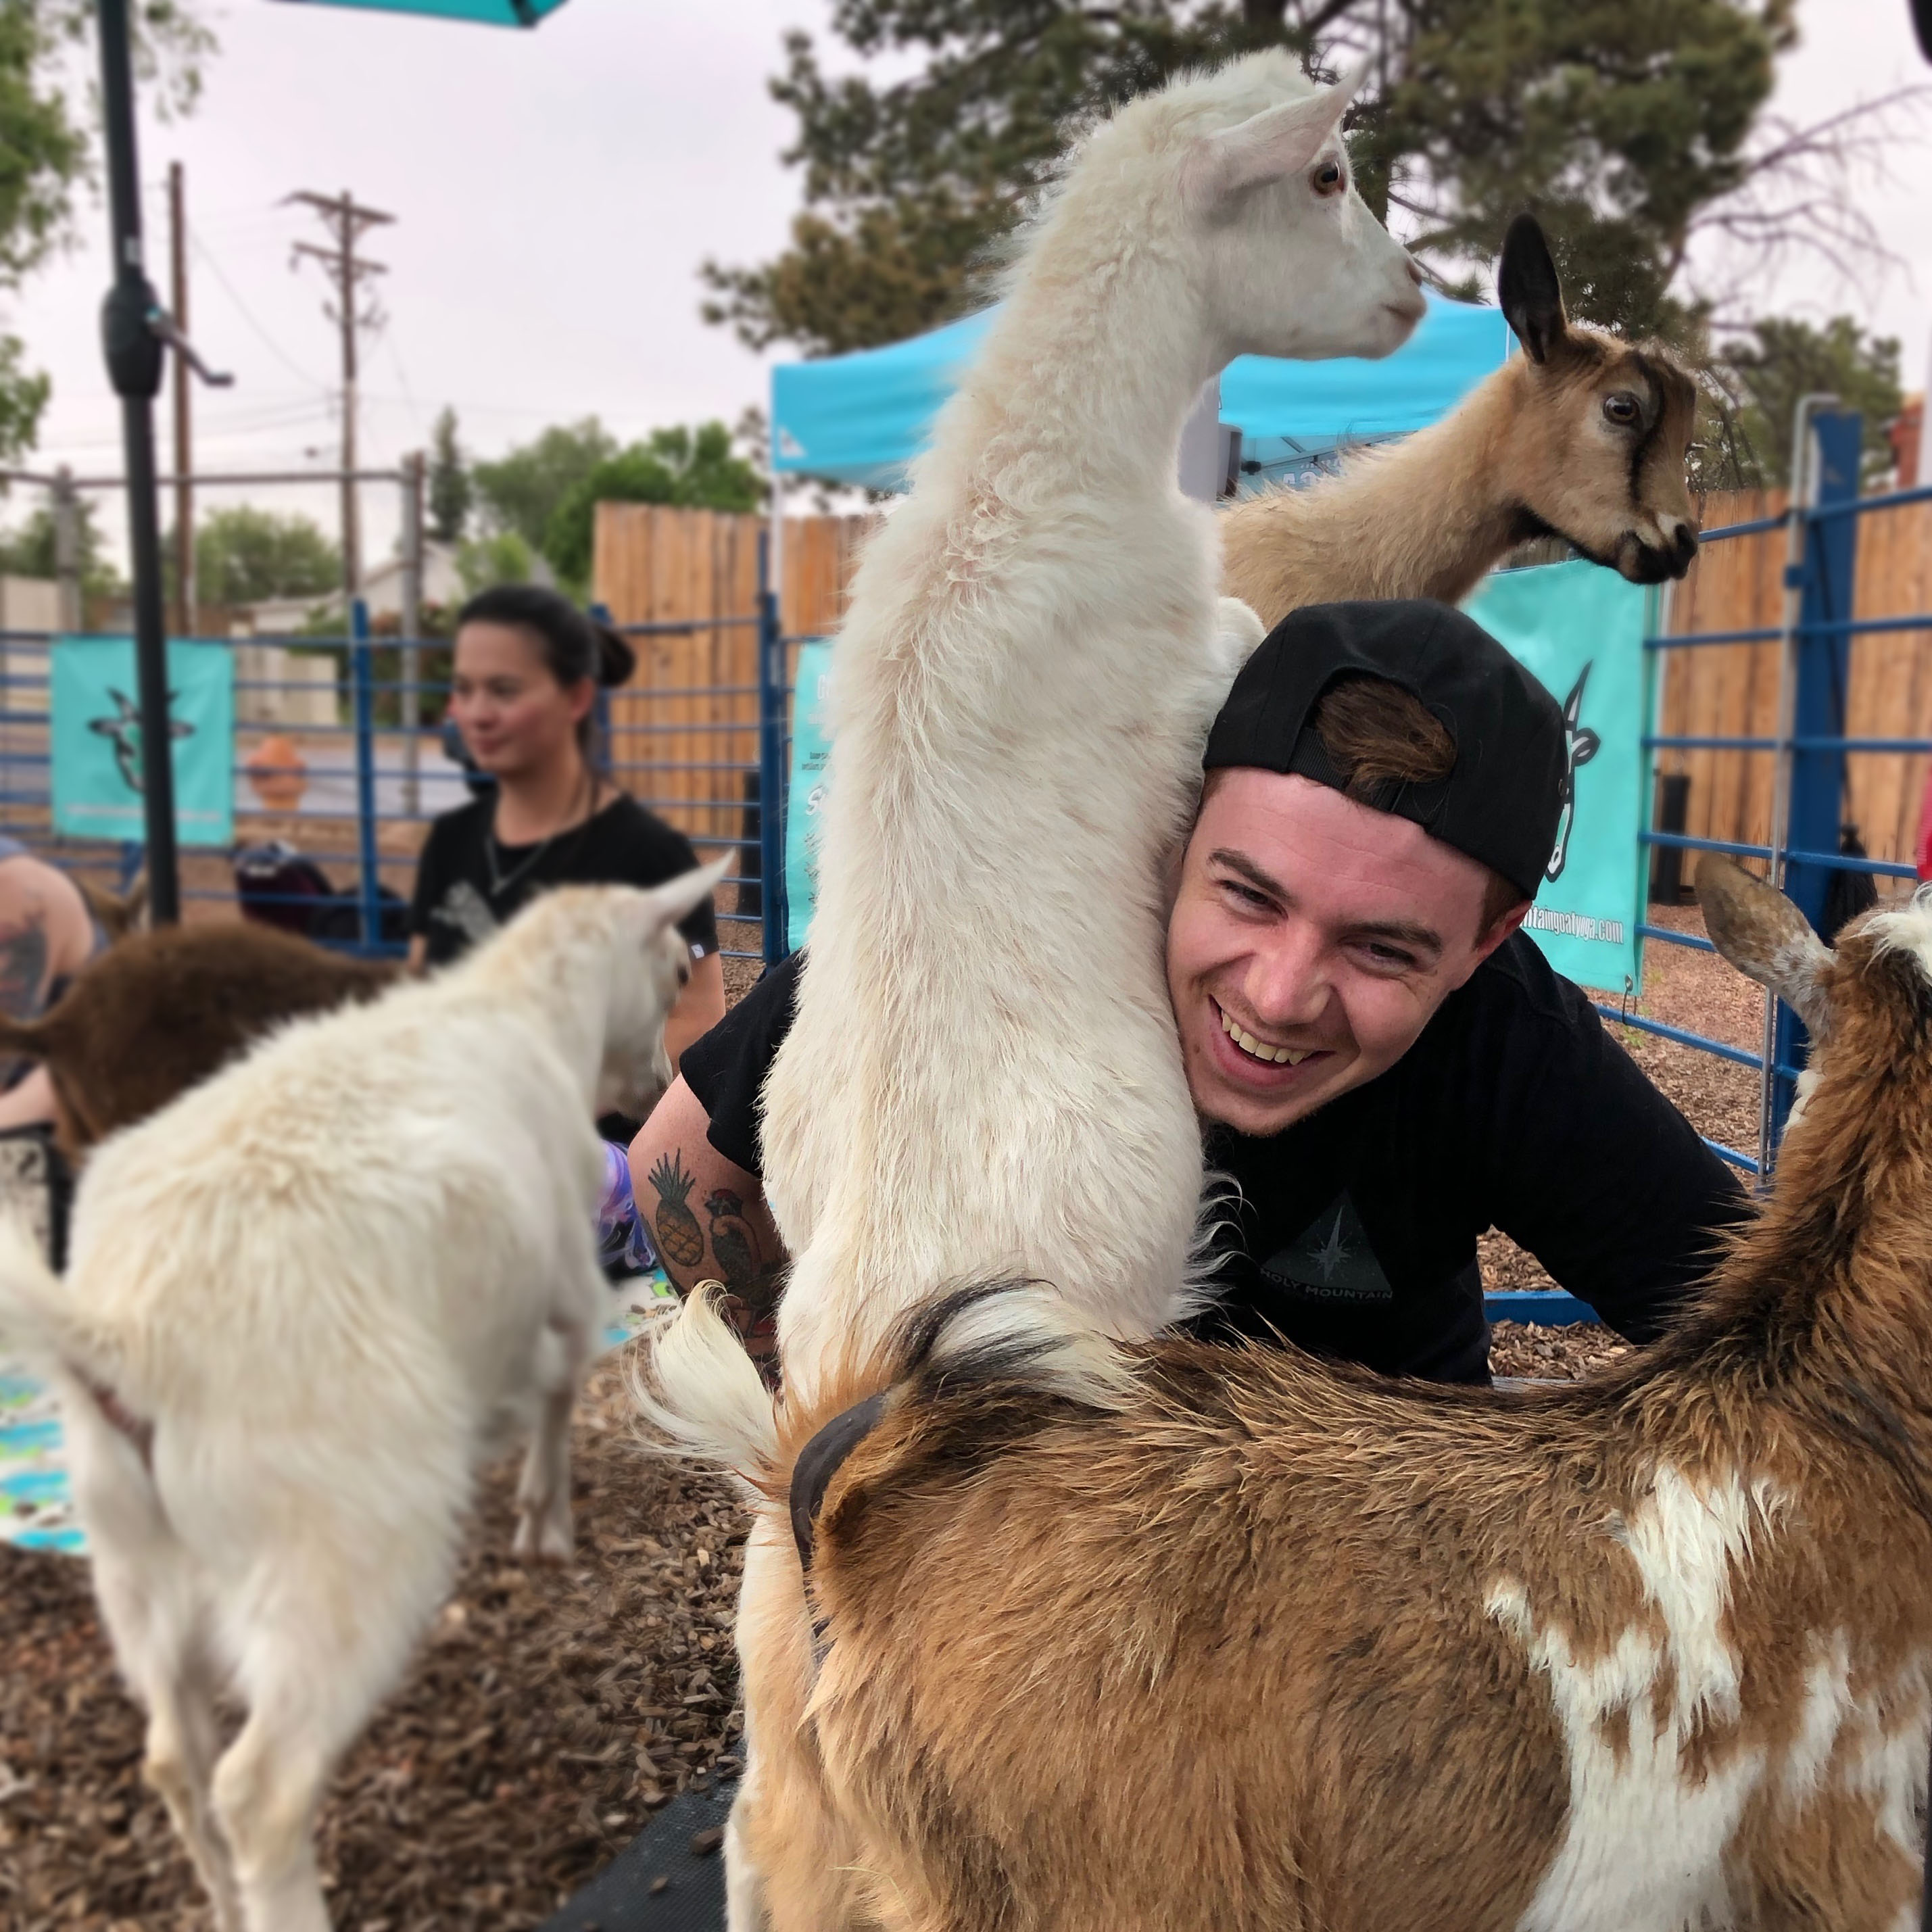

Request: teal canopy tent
left=770, top=288, right=1512, bottom=493
left=267, top=0, right=570, bottom=20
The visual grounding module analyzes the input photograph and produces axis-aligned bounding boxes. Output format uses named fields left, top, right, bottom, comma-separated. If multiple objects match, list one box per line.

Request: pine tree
left=702, top=0, right=1825, bottom=359
left=427, top=407, right=473, bottom=546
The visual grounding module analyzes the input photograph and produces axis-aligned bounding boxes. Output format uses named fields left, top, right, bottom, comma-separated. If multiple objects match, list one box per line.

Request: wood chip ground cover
left=0, top=900, right=1785, bottom=1926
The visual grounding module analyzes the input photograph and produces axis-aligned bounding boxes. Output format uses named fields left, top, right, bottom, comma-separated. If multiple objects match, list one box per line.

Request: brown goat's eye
left=1603, top=391, right=1641, bottom=426
left=1311, top=158, right=1345, bottom=197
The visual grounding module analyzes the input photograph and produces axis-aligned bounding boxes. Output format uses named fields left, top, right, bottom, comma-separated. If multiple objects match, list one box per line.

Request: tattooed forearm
left=644, top=1147, right=788, bottom=1381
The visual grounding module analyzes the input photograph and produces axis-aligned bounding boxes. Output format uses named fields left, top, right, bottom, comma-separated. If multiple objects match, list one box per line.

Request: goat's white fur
left=0, top=866, right=721, bottom=1932
left=754, top=50, right=1420, bottom=1408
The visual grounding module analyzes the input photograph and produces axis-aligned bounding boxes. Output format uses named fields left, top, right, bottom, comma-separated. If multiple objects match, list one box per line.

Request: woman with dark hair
left=408, top=583, right=726, bottom=1066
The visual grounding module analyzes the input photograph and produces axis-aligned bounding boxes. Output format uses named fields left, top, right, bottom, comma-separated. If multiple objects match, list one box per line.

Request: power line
left=188, top=227, right=329, bottom=389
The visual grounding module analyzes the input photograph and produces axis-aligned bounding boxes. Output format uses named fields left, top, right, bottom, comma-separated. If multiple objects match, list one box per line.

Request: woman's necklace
left=484, top=773, right=594, bottom=901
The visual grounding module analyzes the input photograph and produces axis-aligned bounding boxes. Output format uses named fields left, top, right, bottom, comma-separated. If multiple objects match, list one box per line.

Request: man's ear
left=1497, top=214, right=1568, bottom=366
left=1183, top=67, right=1362, bottom=212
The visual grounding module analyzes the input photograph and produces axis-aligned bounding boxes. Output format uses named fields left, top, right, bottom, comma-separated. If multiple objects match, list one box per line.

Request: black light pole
left=95, top=0, right=181, bottom=924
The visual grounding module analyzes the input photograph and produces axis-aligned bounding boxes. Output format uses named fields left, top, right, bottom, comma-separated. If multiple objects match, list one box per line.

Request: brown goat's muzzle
left=1622, top=524, right=1699, bottom=585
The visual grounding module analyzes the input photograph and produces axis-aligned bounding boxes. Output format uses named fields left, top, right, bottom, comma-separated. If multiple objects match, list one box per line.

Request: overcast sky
left=5, top=0, right=1929, bottom=566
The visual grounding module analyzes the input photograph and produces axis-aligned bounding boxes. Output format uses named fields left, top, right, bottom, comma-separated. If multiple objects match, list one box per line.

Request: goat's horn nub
left=790, top=1393, right=890, bottom=1570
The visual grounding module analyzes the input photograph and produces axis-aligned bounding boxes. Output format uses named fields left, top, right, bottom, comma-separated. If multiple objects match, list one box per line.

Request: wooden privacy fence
left=1656, top=488, right=1932, bottom=867
left=591, top=505, right=873, bottom=856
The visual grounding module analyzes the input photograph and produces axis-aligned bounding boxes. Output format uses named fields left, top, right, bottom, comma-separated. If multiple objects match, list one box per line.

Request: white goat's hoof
left=512, top=1508, right=573, bottom=1566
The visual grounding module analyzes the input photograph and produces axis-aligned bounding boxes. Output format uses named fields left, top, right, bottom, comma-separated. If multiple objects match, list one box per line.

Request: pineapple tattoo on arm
left=647, top=1151, right=786, bottom=1380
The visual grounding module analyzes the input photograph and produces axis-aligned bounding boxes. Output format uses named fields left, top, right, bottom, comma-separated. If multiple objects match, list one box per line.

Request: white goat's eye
left=1603, top=391, right=1641, bottom=426
left=1311, top=158, right=1345, bottom=197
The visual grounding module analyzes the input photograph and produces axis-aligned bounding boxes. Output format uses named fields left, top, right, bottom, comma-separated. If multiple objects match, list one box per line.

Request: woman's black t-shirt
left=679, top=937, right=1750, bottom=1384
left=409, top=792, right=719, bottom=967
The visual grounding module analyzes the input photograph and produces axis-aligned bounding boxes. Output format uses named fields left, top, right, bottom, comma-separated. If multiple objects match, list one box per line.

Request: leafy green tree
left=427, top=406, right=472, bottom=545
left=542, top=423, right=765, bottom=591
left=0, top=490, right=119, bottom=596
left=703, top=0, right=1835, bottom=358
left=184, top=506, right=341, bottom=606
left=471, top=418, right=618, bottom=555
left=1715, top=317, right=1904, bottom=490
left=0, top=0, right=213, bottom=457
left=455, top=529, right=537, bottom=597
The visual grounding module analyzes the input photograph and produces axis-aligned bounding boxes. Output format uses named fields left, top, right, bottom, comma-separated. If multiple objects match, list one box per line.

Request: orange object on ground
left=245, top=735, right=308, bottom=811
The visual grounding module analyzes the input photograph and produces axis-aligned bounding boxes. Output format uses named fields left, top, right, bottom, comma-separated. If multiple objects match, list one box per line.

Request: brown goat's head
left=1497, top=216, right=1700, bottom=587
left=1696, top=854, right=1932, bottom=1136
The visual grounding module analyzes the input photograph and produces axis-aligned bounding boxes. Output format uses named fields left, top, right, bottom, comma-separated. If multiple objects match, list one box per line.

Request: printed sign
left=1462, top=560, right=1653, bottom=994
left=783, top=638, right=836, bottom=954
left=51, top=637, right=235, bottom=847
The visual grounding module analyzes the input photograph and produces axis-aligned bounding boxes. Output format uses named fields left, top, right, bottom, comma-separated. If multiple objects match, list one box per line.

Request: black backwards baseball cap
left=1203, top=600, right=1565, bottom=902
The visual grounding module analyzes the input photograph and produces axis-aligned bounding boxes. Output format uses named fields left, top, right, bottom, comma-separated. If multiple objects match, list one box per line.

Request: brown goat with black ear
left=1219, top=214, right=1701, bottom=625
left=0, top=922, right=395, bottom=1161
left=646, top=855, right=1932, bottom=1932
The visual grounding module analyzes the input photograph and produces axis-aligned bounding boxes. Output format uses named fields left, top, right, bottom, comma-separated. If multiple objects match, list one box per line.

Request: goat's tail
left=632, top=1282, right=783, bottom=1486
left=0, top=1215, right=100, bottom=1376
left=637, top=1278, right=1138, bottom=1550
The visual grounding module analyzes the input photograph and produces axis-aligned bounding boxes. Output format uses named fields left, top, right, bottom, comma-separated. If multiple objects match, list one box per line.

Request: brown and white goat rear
left=0, top=867, right=721, bottom=1932
left=658, top=856, right=1932, bottom=1931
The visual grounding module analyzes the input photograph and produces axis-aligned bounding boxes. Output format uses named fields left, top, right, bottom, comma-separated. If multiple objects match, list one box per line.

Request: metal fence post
left=350, top=598, right=383, bottom=950
left=52, top=467, right=82, bottom=633
left=399, top=450, right=425, bottom=817
left=1768, top=409, right=1862, bottom=1153
left=756, top=534, right=789, bottom=967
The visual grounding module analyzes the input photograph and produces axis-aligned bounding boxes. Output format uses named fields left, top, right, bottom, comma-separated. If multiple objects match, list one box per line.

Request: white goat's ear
left=1695, top=853, right=1833, bottom=1033
left=642, top=856, right=732, bottom=936
left=1184, top=67, right=1362, bottom=210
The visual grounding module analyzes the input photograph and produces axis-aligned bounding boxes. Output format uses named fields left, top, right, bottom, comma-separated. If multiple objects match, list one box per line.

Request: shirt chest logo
left=1259, top=1192, right=1393, bottom=1304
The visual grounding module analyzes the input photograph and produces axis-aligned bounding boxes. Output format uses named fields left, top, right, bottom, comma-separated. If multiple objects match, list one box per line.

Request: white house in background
left=360, top=539, right=465, bottom=621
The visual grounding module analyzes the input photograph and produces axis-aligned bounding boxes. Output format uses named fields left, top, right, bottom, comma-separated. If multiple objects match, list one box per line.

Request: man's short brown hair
left=1311, top=675, right=1528, bottom=934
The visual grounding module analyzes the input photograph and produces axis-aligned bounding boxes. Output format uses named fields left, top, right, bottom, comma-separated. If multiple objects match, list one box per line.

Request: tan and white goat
left=660, top=855, right=1932, bottom=1931
left=0, top=868, right=721, bottom=1932
left=1220, top=212, right=1701, bottom=627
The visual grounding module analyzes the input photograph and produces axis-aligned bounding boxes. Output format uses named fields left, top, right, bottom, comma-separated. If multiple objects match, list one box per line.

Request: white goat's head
left=598, top=861, right=729, bottom=1119
left=1050, top=51, right=1424, bottom=371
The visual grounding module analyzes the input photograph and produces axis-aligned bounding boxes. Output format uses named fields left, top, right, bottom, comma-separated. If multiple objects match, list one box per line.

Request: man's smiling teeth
left=1220, top=1007, right=1311, bottom=1066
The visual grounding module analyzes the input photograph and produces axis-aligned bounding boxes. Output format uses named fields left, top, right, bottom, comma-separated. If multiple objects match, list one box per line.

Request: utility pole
left=287, top=189, right=393, bottom=602
left=169, top=162, right=193, bottom=635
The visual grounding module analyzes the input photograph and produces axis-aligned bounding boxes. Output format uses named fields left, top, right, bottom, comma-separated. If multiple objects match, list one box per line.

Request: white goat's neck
left=1221, top=362, right=1530, bottom=617
left=940, top=201, right=1217, bottom=510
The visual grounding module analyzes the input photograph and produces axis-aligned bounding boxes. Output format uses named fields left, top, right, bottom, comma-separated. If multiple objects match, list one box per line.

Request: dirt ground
left=0, top=895, right=1792, bottom=1929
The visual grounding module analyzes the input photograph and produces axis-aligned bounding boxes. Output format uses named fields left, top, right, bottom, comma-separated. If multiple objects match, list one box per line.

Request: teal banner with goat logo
left=784, top=638, right=836, bottom=955
left=1462, top=560, right=1653, bottom=996
left=50, top=637, right=235, bottom=846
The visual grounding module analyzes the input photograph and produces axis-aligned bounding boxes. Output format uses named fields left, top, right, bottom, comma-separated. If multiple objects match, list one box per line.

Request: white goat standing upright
left=758, top=50, right=1424, bottom=1404
left=0, top=869, right=720, bottom=1932
left=658, top=51, right=1423, bottom=1932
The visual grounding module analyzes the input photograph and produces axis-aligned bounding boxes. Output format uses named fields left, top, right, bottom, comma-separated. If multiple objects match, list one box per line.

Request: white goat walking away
left=658, top=855, right=1932, bottom=1932
left=0, top=867, right=721, bottom=1932
left=692, top=50, right=1422, bottom=1930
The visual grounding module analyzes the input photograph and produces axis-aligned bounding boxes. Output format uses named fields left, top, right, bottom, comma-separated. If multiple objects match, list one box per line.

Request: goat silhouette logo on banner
left=50, top=638, right=235, bottom=846
left=1463, top=560, right=1651, bottom=994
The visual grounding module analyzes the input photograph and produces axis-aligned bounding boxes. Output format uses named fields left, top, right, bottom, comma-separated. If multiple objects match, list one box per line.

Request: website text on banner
left=1462, top=559, right=1652, bottom=994
left=781, top=568, right=1651, bottom=985
left=50, top=637, right=236, bottom=847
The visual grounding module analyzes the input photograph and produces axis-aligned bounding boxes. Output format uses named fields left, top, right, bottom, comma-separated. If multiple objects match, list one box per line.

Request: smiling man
left=632, top=599, right=1747, bottom=1384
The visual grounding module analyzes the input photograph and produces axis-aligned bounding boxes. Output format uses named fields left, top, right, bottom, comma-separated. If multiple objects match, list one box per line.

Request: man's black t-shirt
left=408, top=792, right=719, bottom=967
left=681, top=937, right=1750, bottom=1384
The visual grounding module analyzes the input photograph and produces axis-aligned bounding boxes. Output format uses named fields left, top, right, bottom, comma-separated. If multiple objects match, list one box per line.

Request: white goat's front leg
left=514, top=1309, right=592, bottom=1564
